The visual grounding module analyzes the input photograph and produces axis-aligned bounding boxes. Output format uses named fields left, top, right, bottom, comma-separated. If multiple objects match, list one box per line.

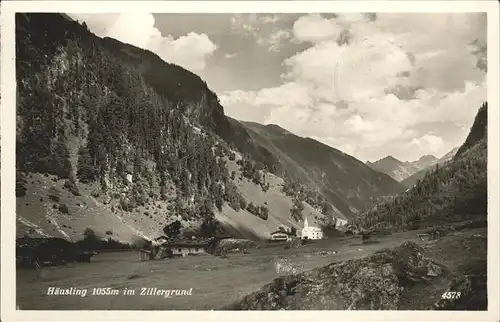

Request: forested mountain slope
left=454, top=103, right=488, bottom=159
left=358, top=103, right=488, bottom=233
left=15, top=13, right=402, bottom=242
left=400, top=146, right=460, bottom=188
left=240, top=121, right=404, bottom=219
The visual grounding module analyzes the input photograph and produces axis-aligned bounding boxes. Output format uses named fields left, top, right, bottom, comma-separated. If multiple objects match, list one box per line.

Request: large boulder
left=223, top=242, right=449, bottom=310
left=392, top=241, right=448, bottom=284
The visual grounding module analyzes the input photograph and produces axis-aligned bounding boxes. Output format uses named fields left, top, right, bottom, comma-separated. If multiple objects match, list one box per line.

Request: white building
left=270, top=231, right=292, bottom=242
left=301, top=218, right=323, bottom=240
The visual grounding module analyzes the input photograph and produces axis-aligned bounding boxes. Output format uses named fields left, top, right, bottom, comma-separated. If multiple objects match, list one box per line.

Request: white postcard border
left=1, top=1, right=499, bottom=322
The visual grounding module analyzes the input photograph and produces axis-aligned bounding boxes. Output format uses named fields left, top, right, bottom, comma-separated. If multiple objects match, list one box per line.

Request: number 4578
left=441, top=291, right=461, bottom=299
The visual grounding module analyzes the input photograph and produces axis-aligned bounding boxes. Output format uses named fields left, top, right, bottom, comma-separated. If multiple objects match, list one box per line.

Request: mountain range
left=399, top=147, right=460, bottom=188
left=358, top=102, right=487, bottom=232
left=367, top=147, right=459, bottom=184
left=15, top=13, right=405, bottom=243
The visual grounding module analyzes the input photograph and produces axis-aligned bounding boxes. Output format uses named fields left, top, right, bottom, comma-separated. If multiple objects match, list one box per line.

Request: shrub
left=48, top=187, right=61, bottom=202
left=58, top=203, right=69, bottom=214
left=239, top=197, right=247, bottom=210
left=163, top=220, right=182, bottom=239
left=64, top=179, right=80, bottom=196
left=16, top=182, right=27, bottom=197
left=246, top=203, right=269, bottom=220
left=120, top=198, right=136, bottom=212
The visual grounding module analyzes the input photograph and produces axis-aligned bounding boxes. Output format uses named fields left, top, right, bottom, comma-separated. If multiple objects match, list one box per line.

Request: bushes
left=48, top=187, right=61, bottom=202
left=63, top=179, right=80, bottom=196
left=239, top=198, right=247, bottom=210
left=76, top=227, right=131, bottom=250
left=163, top=220, right=182, bottom=239
left=290, top=198, right=304, bottom=222
left=246, top=202, right=269, bottom=220
left=239, top=158, right=265, bottom=186
left=200, top=216, right=219, bottom=238
left=58, top=203, right=69, bottom=214
left=224, top=181, right=244, bottom=211
left=259, top=206, right=269, bottom=220
left=120, top=198, right=137, bottom=212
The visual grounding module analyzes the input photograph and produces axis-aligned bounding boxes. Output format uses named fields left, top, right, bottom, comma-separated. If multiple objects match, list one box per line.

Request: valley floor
left=16, top=227, right=486, bottom=310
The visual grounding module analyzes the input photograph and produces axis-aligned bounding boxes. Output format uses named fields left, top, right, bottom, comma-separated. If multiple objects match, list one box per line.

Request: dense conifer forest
left=15, top=13, right=487, bottom=240
left=357, top=103, right=487, bottom=233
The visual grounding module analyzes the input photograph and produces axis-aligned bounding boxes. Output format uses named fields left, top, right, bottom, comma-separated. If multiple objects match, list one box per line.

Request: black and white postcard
left=1, top=1, right=499, bottom=322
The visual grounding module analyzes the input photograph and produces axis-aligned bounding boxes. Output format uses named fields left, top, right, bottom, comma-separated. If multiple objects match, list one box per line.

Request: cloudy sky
left=68, top=12, right=487, bottom=163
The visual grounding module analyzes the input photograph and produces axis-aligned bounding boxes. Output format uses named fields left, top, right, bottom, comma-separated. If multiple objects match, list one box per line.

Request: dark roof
left=270, top=230, right=294, bottom=235
left=161, top=238, right=211, bottom=247
left=164, top=242, right=208, bottom=248
left=213, top=234, right=232, bottom=239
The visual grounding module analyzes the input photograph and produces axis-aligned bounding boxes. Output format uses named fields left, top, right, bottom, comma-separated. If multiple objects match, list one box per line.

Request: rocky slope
left=367, top=155, right=438, bottom=182
left=224, top=226, right=487, bottom=310
left=15, top=13, right=403, bottom=243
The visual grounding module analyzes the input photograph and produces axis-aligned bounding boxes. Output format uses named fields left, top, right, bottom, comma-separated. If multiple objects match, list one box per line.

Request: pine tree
left=77, top=145, right=97, bottom=183
left=51, top=138, right=72, bottom=178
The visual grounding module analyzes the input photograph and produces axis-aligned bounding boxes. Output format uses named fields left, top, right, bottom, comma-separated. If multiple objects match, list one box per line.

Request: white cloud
left=258, top=29, right=291, bottom=52
left=220, top=13, right=487, bottom=162
left=220, top=82, right=311, bottom=108
left=68, top=13, right=217, bottom=72
left=411, top=133, right=444, bottom=155
left=224, top=53, right=237, bottom=59
left=232, top=14, right=292, bottom=52
left=345, top=115, right=375, bottom=132
left=374, top=13, right=486, bottom=92
left=230, top=14, right=260, bottom=37
left=259, top=14, right=284, bottom=24
left=291, top=14, right=343, bottom=44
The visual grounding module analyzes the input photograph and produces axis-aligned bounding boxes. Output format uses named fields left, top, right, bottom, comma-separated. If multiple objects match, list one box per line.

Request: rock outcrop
left=223, top=240, right=485, bottom=310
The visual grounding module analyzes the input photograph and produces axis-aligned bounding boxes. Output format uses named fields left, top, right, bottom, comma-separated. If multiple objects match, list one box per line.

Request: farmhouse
left=301, top=218, right=323, bottom=240
left=166, top=240, right=208, bottom=257
left=144, top=237, right=210, bottom=260
left=270, top=231, right=293, bottom=242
